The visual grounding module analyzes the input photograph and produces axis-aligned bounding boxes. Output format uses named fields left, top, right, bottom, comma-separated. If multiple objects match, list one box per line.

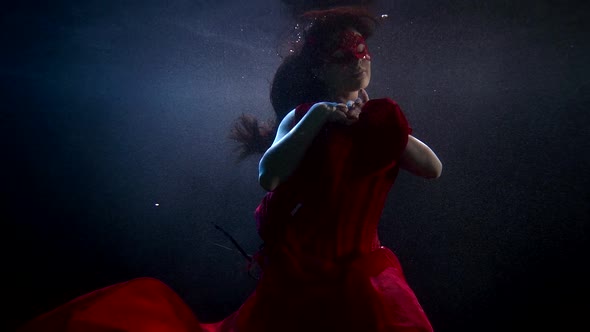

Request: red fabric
left=19, top=98, right=432, bottom=332
left=18, top=277, right=219, bottom=332
left=251, top=98, right=431, bottom=331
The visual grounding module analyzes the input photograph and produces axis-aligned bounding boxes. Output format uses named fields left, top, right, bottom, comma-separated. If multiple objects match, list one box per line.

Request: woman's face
left=318, top=28, right=372, bottom=93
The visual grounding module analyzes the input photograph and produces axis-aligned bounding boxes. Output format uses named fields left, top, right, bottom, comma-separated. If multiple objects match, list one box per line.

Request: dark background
left=2, top=0, right=588, bottom=331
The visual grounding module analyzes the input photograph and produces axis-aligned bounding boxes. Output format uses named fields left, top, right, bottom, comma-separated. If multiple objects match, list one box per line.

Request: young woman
left=19, top=6, right=441, bottom=332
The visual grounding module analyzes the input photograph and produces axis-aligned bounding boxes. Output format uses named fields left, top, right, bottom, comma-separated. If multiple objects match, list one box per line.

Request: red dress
left=19, top=98, right=433, bottom=332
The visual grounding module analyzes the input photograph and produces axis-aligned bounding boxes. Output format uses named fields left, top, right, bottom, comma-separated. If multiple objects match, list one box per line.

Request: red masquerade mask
left=326, top=30, right=371, bottom=64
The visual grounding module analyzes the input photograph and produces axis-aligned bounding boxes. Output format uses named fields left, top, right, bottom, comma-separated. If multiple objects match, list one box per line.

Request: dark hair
left=280, top=0, right=377, bottom=17
left=230, top=6, right=379, bottom=161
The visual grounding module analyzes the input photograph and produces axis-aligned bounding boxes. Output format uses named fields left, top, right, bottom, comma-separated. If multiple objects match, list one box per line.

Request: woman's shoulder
left=294, top=102, right=318, bottom=120
left=360, top=97, right=407, bottom=124
left=364, top=97, right=400, bottom=108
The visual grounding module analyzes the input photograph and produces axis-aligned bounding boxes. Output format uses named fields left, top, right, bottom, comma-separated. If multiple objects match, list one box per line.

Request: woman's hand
left=315, top=89, right=371, bottom=125
left=344, top=88, right=370, bottom=120
left=311, top=102, right=355, bottom=125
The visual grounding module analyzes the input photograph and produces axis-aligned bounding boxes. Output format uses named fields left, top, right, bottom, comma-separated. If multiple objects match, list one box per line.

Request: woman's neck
left=327, top=90, right=360, bottom=103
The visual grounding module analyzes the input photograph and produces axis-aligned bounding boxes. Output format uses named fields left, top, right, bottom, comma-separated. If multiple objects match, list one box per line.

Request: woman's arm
left=258, top=102, right=350, bottom=191
left=399, top=135, right=443, bottom=179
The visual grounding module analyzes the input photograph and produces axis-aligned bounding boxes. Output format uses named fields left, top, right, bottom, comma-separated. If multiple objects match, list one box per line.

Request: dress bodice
left=255, top=98, right=412, bottom=276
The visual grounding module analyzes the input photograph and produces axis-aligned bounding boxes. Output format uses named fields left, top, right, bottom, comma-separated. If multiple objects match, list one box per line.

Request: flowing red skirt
left=18, top=248, right=432, bottom=332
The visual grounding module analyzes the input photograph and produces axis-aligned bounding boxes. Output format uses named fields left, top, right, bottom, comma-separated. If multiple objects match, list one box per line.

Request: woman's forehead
left=325, top=28, right=364, bottom=48
left=347, top=28, right=362, bottom=36
left=332, top=28, right=362, bottom=40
